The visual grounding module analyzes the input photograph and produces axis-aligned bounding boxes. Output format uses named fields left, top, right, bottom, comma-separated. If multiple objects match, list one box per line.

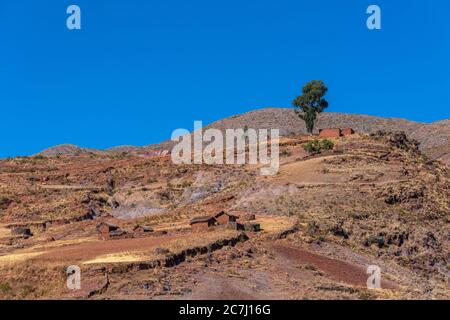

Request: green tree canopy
left=293, top=80, right=329, bottom=134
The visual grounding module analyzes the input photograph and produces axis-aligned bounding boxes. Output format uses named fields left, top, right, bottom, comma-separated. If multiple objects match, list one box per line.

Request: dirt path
left=272, top=244, right=397, bottom=289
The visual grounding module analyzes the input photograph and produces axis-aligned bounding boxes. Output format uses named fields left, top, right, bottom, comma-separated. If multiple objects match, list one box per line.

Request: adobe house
left=319, top=128, right=342, bottom=138
left=133, top=225, right=153, bottom=235
left=189, top=216, right=217, bottom=231
left=96, top=222, right=119, bottom=240
left=108, top=229, right=129, bottom=240
left=227, top=221, right=245, bottom=231
left=342, top=128, right=355, bottom=136
left=214, top=211, right=238, bottom=225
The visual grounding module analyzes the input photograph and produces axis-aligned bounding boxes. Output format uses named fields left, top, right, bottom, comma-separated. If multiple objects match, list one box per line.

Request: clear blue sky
left=1, top=0, right=449, bottom=157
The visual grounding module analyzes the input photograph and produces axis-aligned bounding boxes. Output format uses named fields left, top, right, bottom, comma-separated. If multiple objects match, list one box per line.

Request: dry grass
left=0, top=225, right=10, bottom=238
left=31, top=237, right=98, bottom=251
left=255, top=216, right=298, bottom=234
left=83, top=252, right=148, bottom=264
left=0, top=237, right=98, bottom=267
left=0, top=252, right=43, bottom=265
left=83, top=229, right=241, bottom=265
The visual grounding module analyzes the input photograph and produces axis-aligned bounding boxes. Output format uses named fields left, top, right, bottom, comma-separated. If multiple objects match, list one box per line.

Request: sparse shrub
left=299, top=263, right=316, bottom=271
left=0, top=282, right=12, bottom=296
left=280, top=149, right=292, bottom=157
left=305, top=221, right=320, bottom=236
left=20, top=284, right=35, bottom=298
left=303, top=139, right=334, bottom=153
left=159, top=190, right=172, bottom=201
left=329, top=221, right=350, bottom=239
left=320, top=139, right=334, bottom=150
left=321, top=168, right=330, bottom=174
left=303, top=140, right=321, bottom=153
left=105, top=177, right=116, bottom=195
left=364, top=235, right=385, bottom=248
left=147, top=177, right=158, bottom=184
left=0, top=196, right=12, bottom=210
left=358, top=290, right=375, bottom=300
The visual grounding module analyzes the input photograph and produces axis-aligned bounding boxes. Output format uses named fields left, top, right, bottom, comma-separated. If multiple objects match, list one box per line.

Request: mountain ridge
left=35, top=108, right=450, bottom=164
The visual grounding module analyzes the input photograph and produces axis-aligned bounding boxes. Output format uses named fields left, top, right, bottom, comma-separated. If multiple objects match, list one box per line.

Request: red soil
left=273, top=244, right=397, bottom=289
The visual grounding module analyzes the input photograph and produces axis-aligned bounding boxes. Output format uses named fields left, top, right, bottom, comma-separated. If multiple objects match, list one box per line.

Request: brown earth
left=272, top=244, right=397, bottom=289
left=0, top=126, right=448, bottom=300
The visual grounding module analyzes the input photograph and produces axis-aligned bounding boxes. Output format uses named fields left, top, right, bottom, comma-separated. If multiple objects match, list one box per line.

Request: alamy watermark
left=66, top=265, right=81, bottom=290
left=171, top=121, right=279, bottom=176
left=64, top=5, right=380, bottom=31
left=367, top=5, right=381, bottom=30
left=366, top=265, right=381, bottom=289
left=66, top=5, right=81, bottom=30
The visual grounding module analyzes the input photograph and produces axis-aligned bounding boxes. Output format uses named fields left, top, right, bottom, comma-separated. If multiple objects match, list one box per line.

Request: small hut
left=214, top=211, right=238, bottom=225
left=319, top=128, right=342, bottom=138
left=227, top=221, right=245, bottom=231
left=189, top=216, right=217, bottom=231
left=96, top=222, right=119, bottom=240
left=133, top=225, right=154, bottom=235
left=342, top=128, right=355, bottom=136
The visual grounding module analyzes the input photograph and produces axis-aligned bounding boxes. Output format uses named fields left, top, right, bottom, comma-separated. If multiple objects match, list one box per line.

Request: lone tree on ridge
left=293, top=80, right=329, bottom=134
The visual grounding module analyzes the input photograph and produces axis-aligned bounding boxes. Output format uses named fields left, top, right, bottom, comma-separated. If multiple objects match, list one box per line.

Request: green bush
left=303, top=139, right=334, bottom=153
left=303, top=140, right=321, bottom=153
left=320, top=139, right=334, bottom=150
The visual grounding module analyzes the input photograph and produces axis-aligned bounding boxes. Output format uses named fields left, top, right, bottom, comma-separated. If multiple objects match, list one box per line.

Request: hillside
left=0, top=131, right=448, bottom=299
left=36, top=108, right=449, bottom=165
left=37, top=144, right=108, bottom=157
left=201, top=108, right=450, bottom=163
